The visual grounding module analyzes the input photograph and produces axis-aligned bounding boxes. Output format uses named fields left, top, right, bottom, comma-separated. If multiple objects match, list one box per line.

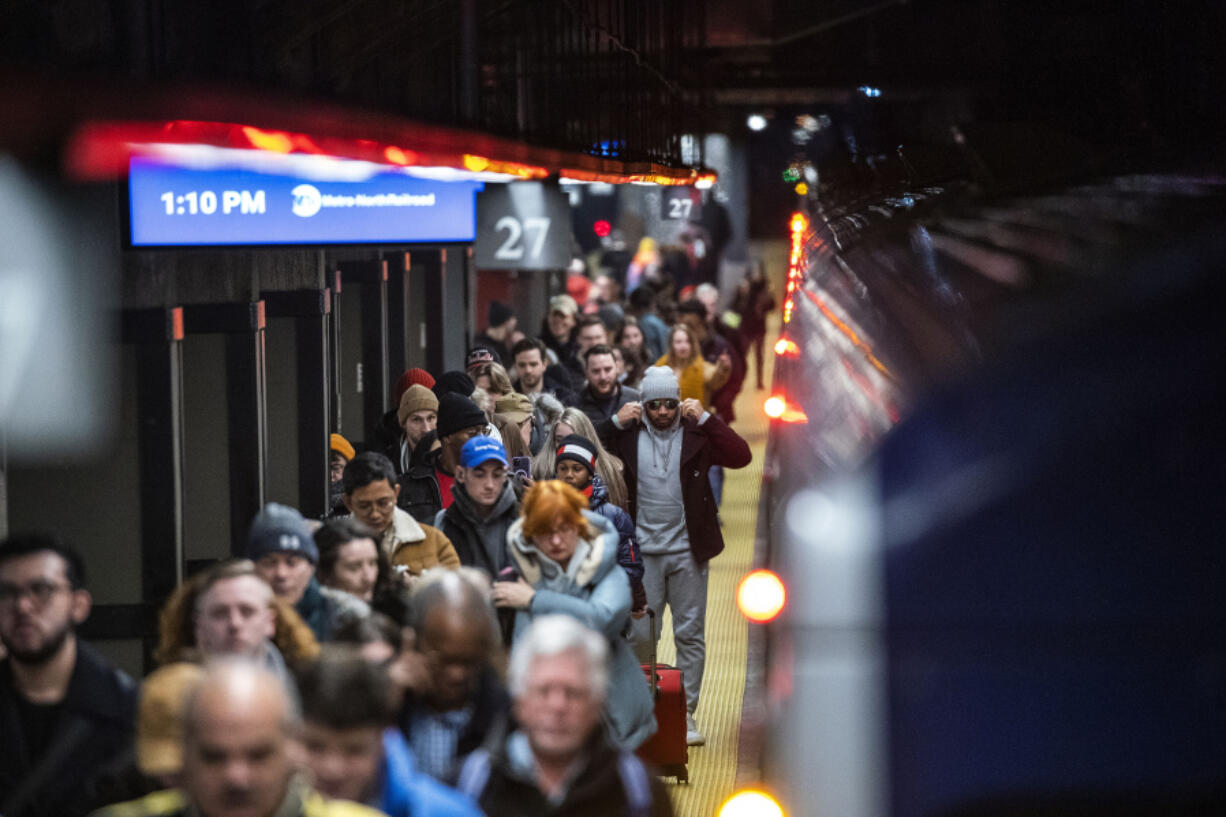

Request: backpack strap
left=455, top=747, right=492, bottom=802
left=617, top=750, right=653, bottom=817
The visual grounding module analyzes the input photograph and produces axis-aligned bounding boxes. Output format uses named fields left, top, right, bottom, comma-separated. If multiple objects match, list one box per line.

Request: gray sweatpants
left=632, top=550, right=708, bottom=715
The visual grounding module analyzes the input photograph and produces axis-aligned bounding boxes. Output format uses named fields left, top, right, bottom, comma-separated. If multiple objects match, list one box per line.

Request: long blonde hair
left=531, top=407, right=628, bottom=508
left=664, top=323, right=701, bottom=369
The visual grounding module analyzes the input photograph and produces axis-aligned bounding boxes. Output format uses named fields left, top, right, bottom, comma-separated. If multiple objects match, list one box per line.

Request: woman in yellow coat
left=655, top=323, right=730, bottom=410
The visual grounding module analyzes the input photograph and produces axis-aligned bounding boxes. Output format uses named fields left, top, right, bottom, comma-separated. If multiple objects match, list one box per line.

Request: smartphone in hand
left=511, top=456, right=532, bottom=483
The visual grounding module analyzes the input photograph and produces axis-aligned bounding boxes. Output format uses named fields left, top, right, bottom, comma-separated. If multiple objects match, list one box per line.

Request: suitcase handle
left=646, top=606, right=658, bottom=698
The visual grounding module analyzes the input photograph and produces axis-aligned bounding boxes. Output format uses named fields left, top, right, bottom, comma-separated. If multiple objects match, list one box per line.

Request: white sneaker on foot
left=686, top=712, right=705, bottom=746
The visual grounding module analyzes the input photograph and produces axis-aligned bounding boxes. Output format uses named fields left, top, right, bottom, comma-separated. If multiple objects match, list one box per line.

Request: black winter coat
left=396, top=432, right=444, bottom=525
left=0, top=641, right=137, bottom=817
left=576, top=383, right=641, bottom=447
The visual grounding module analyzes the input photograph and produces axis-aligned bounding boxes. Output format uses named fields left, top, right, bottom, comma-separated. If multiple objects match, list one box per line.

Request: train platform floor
left=656, top=325, right=775, bottom=817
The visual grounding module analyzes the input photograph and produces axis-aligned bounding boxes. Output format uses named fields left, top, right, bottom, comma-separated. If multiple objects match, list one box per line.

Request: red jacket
left=610, top=413, right=751, bottom=564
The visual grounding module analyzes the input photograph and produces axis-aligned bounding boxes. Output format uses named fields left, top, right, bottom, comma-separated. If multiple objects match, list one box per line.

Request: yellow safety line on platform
left=656, top=318, right=775, bottom=817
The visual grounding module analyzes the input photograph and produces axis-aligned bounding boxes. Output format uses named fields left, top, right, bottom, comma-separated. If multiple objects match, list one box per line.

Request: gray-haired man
left=456, top=615, right=673, bottom=817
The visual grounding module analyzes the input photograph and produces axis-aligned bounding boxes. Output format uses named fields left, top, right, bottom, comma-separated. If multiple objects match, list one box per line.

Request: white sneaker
left=686, top=712, right=705, bottom=746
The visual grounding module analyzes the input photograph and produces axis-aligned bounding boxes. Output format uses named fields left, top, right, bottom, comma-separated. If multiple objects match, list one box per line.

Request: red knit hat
left=393, top=368, right=436, bottom=408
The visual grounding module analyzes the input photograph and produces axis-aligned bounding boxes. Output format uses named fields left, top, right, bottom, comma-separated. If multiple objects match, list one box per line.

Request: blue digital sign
left=128, top=157, right=482, bottom=246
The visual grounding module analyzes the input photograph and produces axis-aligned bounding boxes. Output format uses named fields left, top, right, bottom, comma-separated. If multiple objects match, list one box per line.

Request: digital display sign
left=128, top=157, right=482, bottom=246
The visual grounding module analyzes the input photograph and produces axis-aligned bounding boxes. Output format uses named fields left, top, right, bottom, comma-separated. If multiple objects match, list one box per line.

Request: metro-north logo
left=291, top=184, right=322, bottom=217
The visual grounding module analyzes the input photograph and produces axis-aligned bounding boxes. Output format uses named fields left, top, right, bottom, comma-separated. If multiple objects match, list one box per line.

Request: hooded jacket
left=610, top=412, right=751, bottom=564
left=434, top=479, right=520, bottom=575
left=506, top=512, right=656, bottom=749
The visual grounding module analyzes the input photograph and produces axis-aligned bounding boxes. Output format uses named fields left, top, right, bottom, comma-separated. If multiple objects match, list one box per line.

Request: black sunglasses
left=644, top=398, right=679, bottom=411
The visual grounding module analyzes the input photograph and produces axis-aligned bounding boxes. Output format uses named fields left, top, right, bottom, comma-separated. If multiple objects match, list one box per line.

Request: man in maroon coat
left=608, top=366, right=751, bottom=746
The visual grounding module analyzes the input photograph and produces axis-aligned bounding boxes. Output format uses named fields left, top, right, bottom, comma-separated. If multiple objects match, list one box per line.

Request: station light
left=747, top=114, right=768, bottom=131
left=764, top=393, right=808, bottom=424
left=737, top=570, right=787, bottom=623
left=773, top=338, right=800, bottom=358
left=719, top=789, right=786, bottom=817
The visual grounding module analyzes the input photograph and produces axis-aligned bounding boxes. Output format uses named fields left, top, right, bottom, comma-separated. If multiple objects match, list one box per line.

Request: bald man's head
left=181, top=661, right=301, bottom=817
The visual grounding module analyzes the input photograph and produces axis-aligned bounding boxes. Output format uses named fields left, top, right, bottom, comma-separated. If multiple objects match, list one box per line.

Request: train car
left=751, top=173, right=1226, bottom=817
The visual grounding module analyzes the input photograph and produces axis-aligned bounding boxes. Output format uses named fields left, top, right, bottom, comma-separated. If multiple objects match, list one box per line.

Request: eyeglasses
left=0, top=580, right=72, bottom=609
left=353, top=497, right=396, bottom=514
left=644, top=399, right=679, bottom=412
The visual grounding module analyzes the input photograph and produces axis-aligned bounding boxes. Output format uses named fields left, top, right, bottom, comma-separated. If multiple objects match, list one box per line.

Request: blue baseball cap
left=460, top=436, right=508, bottom=469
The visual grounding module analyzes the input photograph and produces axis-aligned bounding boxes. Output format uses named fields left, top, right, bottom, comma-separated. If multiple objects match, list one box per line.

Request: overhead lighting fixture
left=747, top=114, right=768, bottom=132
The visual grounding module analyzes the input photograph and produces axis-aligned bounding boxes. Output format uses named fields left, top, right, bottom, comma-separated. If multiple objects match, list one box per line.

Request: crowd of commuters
left=0, top=263, right=770, bottom=816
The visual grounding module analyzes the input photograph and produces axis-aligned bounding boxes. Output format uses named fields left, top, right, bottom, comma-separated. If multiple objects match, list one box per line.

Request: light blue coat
left=506, top=511, right=657, bottom=749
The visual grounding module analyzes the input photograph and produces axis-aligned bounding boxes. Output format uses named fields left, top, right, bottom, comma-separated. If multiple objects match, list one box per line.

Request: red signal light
left=593, top=219, right=612, bottom=237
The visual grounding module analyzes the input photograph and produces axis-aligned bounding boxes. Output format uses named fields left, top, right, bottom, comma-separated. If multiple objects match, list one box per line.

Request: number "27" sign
left=475, top=183, right=571, bottom=270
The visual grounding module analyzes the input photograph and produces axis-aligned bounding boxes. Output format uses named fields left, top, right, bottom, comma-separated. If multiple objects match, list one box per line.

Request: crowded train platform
left=4, top=2, right=1226, bottom=816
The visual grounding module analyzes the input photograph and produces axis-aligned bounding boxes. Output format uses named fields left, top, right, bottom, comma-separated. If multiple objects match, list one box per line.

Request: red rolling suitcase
left=636, top=607, right=689, bottom=782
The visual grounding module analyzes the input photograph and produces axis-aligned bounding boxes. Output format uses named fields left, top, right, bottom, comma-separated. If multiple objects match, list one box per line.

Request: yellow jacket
left=654, top=354, right=727, bottom=410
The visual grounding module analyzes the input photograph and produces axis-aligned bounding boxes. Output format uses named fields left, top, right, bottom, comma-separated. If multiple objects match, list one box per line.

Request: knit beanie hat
left=433, top=370, right=475, bottom=399
left=398, top=384, right=439, bottom=426
left=247, top=502, right=318, bottom=564
left=556, top=434, right=598, bottom=475
left=488, top=300, right=515, bottom=327
left=329, top=433, right=355, bottom=461
left=393, top=368, right=436, bottom=407
left=639, top=365, right=680, bottom=403
left=436, top=393, right=487, bottom=439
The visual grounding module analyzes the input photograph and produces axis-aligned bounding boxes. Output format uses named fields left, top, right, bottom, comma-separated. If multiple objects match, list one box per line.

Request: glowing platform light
left=764, top=393, right=808, bottom=424
left=737, top=570, right=787, bottom=623
left=720, top=789, right=786, bottom=817
left=747, top=114, right=768, bottom=131
left=773, top=338, right=799, bottom=358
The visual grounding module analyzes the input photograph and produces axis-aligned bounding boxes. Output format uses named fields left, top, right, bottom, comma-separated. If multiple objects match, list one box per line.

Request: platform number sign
left=475, top=182, right=571, bottom=270
left=661, top=187, right=703, bottom=222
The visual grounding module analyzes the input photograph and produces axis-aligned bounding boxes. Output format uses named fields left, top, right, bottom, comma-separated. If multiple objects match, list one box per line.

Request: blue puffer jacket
left=587, top=475, right=646, bottom=611
left=378, top=730, right=486, bottom=817
left=506, top=512, right=657, bottom=750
